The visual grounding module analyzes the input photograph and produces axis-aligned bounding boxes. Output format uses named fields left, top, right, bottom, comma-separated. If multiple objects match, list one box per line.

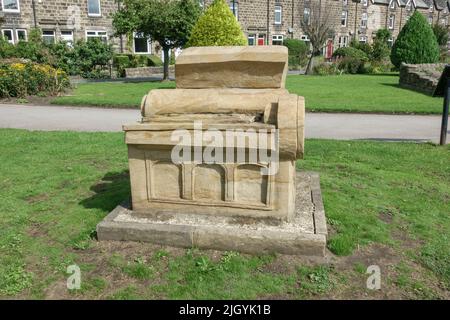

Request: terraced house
left=0, top=0, right=449, bottom=57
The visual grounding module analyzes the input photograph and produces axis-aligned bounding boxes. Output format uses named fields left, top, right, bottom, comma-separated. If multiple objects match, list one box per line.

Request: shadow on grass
left=80, top=170, right=131, bottom=213
left=380, top=82, right=438, bottom=97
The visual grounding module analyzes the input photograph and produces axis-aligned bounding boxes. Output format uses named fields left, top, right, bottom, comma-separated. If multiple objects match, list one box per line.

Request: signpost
left=433, top=65, right=450, bottom=145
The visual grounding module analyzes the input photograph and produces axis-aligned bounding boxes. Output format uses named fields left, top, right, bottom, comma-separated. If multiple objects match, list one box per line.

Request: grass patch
left=51, top=74, right=443, bottom=114
left=0, top=129, right=448, bottom=299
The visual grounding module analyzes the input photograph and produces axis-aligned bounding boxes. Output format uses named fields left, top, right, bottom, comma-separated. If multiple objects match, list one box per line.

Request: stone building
left=1, top=0, right=449, bottom=57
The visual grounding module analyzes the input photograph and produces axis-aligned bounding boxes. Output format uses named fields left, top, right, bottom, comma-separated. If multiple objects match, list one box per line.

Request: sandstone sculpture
left=97, top=46, right=327, bottom=256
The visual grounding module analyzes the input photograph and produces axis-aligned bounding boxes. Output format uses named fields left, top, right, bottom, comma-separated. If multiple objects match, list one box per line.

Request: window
left=390, top=1, right=395, bottom=9
left=16, top=29, right=27, bottom=42
left=87, top=0, right=101, bottom=17
left=274, top=5, right=282, bottom=25
left=361, top=0, right=368, bottom=6
left=361, top=12, right=368, bottom=28
left=429, top=4, right=433, bottom=13
left=133, top=32, right=151, bottom=54
left=359, top=36, right=367, bottom=43
left=1, top=0, right=20, bottom=13
left=42, top=30, right=55, bottom=45
left=428, top=16, right=433, bottom=24
left=229, top=1, right=238, bottom=19
left=441, top=18, right=447, bottom=26
left=1, top=29, right=14, bottom=44
left=61, top=30, right=74, bottom=46
left=272, top=35, right=283, bottom=45
left=338, top=35, right=348, bottom=48
left=406, top=1, right=412, bottom=11
left=303, top=7, right=311, bottom=25
left=341, top=11, right=348, bottom=27
left=300, top=35, right=310, bottom=42
left=387, top=37, right=394, bottom=48
left=86, top=30, right=107, bottom=43
left=257, top=34, right=265, bottom=45
left=248, top=35, right=255, bottom=46
left=343, top=0, right=348, bottom=5
left=388, top=15, right=395, bottom=29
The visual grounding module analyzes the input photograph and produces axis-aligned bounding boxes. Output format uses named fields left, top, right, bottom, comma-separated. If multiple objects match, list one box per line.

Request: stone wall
left=399, top=63, right=445, bottom=95
left=125, top=66, right=175, bottom=78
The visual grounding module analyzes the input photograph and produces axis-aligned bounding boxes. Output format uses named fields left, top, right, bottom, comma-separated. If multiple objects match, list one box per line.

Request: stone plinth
left=97, top=172, right=327, bottom=256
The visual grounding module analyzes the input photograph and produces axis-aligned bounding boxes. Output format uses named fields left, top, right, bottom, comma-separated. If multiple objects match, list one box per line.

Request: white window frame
left=300, top=34, right=310, bottom=42
left=359, top=36, right=367, bottom=43
left=343, top=0, right=348, bottom=6
left=42, top=30, right=56, bottom=44
left=274, top=5, right=282, bottom=25
left=429, top=4, right=434, bottom=13
left=338, top=35, right=348, bottom=48
left=341, top=10, right=348, bottom=27
left=390, top=0, right=395, bottom=9
left=361, top=0, right=368, bottom=7
left=87, top=0, right=102, bottom=17
left=16, top=29, right=27, bottom=42
left=272, top=34, right=284, bottom=45
left=229, top=1, right=238, bottom=19
left=1, top=29, right=14, bottom=44
left=85, top=30, right=108, bottom=43
left=388, top=15, right=395, bottom=29
left=247, top=34, right=255, bottom=46
left=133, top=32, right=152, bottom=54
left=60, top=30, right=74, bottom=46
left=406, top=1, right=412, bottom=11
left=428, top=16, right=433, bottom=24
left=1, top=0, right=20, bottom=13
left=303, top=7, right=311, bottom=25
left=361, top=12, right=368, bottom=28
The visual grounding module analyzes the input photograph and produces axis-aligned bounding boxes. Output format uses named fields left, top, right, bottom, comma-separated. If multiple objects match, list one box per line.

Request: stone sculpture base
left=96, top=172, right=327, bottom=257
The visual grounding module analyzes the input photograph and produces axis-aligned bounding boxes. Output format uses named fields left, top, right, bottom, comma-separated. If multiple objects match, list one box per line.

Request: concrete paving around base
left=0, top=103, right=447, bottom=143
left=97, top=172, right=328, bottom=257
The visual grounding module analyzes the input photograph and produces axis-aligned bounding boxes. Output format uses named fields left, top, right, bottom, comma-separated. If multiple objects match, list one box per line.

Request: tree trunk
left=305, top=54, right=314, bottom=75
left=163, top=47, right=170, bottom=81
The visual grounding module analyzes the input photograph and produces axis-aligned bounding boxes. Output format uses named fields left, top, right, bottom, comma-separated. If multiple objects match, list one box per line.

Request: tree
left=371, top=28, right=391, bottom=62
left=283, top=39, right=308, bottom=67
left=113, top=0, right=202, bottom=80
left=186, top=0, right=247, bottom=47
left=390, top=11, right=439, bottom=68
left=300, top=0, right=333, bottom=74
left=433, top=23, right=449, bottom=47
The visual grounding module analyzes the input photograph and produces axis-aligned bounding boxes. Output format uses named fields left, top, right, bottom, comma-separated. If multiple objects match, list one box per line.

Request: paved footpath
left=0, top=104, right=448, bottom=144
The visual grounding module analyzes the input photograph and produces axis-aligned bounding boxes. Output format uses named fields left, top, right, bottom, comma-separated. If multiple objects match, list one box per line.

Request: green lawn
left=1, top=129, right=449, bottom=299
left=51, top=74, right=443, bottom=114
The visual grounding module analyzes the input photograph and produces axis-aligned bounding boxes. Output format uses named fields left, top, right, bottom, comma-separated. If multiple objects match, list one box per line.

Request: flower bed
left=0, top=60, right=70, bottom=98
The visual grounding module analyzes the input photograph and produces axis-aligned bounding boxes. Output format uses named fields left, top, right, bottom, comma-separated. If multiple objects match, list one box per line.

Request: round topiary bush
left=187, top=0, right=247, bottom=47
left=390, top=11, right=439, bottom=68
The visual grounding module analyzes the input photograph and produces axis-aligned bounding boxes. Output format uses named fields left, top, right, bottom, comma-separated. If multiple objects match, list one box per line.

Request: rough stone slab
left=175, top=46, right=288, bottom=89
left=96, top=172, right=327, bottom=257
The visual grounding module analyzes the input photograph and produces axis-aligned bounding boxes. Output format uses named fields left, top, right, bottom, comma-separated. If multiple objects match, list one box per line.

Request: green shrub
left=391, top=11, right=439, bottom=68
left=0, top=62, right=70, bottom=98
left=283, top=39, right=308, bottom=68
left=72, top=39, right=113, bottom=78
left=187, top=0, right=247, bottom=47
left=313, top=62, right=339, bottom=76
left=337, top=56, right=365, bottom=74
left=113, top=55, right=131, bottom=77
left=350, top=39, right=372, bottom=57
left=147, top=54, right=163, bottom=67
left=0, top=37, right=16, bottom=59
left=333, top=47, right=369, bottom=62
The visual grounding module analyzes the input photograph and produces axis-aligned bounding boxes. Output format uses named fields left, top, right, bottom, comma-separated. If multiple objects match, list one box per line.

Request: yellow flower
left=11, top=63, right=25, bottom=71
